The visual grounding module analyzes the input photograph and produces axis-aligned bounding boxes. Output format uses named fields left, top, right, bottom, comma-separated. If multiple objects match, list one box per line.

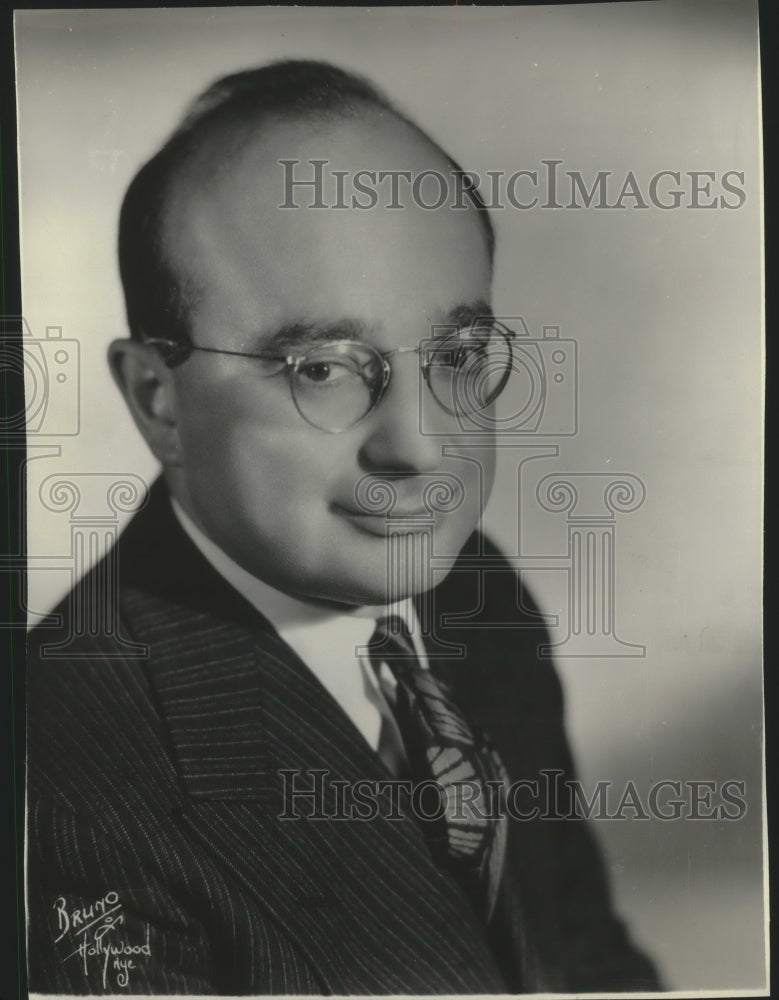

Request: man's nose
left=358, top=353, right=446, bottom=474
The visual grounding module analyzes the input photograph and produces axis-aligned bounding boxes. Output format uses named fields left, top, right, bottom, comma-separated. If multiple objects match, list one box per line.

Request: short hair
left=118, top=59, right=496, bottom=349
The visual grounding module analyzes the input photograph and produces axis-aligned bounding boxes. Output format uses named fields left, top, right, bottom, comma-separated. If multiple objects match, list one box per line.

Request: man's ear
left=107, top=339, right=183, bottom=466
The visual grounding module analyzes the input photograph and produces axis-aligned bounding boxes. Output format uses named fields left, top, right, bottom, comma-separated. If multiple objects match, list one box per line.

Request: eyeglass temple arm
left=143, top=337, right=293, bottom=368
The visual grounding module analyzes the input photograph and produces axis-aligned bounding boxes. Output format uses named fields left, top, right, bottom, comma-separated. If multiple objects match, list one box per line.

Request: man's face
left=163, top=116, right=497, bottom=606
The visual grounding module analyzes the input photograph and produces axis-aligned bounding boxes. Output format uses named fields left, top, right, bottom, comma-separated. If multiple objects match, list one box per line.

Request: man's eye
left=297, top=359, right=355, bottom=385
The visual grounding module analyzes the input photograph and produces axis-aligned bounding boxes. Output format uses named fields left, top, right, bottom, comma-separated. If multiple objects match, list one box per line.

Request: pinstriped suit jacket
left=27, top=479, right=659, bottom=994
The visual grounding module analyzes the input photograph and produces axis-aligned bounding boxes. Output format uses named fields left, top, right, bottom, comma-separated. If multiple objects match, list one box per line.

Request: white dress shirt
left=170, top=498, right=427, bottom=770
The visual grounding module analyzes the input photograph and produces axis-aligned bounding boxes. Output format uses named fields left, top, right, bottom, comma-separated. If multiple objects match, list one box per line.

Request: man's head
left=110, top=60, right=501, bottom=607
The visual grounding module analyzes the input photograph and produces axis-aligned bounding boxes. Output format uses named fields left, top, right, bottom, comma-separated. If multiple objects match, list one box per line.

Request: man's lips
left=332, top=503, right=435, bottom=536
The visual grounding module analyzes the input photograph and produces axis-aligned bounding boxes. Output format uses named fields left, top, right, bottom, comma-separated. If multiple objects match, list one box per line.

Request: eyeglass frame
left=142, top=319, right=516, bottom=432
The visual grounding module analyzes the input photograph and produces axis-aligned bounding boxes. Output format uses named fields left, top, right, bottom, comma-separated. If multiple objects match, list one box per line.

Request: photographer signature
left=54, top=892, right=151, bottom=989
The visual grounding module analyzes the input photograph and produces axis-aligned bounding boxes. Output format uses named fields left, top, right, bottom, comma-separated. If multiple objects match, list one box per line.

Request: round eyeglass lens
left=291, top=342, right=384, bottom=432
left=425, top=327, right=513, bottom=415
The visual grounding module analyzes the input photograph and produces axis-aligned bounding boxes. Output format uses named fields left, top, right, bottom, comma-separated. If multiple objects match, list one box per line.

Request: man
left=27, top=60, right=659, bottom=993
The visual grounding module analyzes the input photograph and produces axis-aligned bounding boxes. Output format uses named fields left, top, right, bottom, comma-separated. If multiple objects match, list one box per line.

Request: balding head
left=118, top=59, right=495, bottom=353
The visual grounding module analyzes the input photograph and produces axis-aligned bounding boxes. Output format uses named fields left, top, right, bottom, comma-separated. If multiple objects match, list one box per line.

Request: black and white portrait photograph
left=12, top=1, right=764, bottom=994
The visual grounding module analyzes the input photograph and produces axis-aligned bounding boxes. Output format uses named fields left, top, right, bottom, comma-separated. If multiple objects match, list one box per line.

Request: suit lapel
left=181, top=634, right=505, bottom=993
left=120, top=492, right=506, bottom=993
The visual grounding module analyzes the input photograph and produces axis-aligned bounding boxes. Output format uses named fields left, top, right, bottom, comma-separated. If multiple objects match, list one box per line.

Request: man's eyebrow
left=440, top=300, right=496, bottom=328
left=250, top=302, right=494, bottom=354
left=256, top=319, right=374, bottom=352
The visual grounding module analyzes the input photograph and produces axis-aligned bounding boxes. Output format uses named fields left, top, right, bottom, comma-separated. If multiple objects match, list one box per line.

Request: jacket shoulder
left=27, top=587, right=180, bottom=822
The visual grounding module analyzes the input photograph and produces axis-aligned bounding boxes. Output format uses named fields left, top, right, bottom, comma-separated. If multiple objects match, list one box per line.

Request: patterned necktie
left=369, top=615, right=509, bottom=922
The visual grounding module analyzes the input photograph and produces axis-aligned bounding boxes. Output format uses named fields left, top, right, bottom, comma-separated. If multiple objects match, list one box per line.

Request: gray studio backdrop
left=16, top=2, right=764, bottom=991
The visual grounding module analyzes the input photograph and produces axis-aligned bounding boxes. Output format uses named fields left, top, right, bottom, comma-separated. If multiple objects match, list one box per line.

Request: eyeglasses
left=146, top=322, right=515, bottom=433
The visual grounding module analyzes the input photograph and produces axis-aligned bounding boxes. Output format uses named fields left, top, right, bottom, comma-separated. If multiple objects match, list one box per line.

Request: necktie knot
left=369, top=615, right=419, bottom=681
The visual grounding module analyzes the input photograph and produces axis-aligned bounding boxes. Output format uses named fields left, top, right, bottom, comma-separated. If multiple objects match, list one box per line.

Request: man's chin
left=305, top=546, right=462, bottom=609
left=235, top=523, right=469, bottom=609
